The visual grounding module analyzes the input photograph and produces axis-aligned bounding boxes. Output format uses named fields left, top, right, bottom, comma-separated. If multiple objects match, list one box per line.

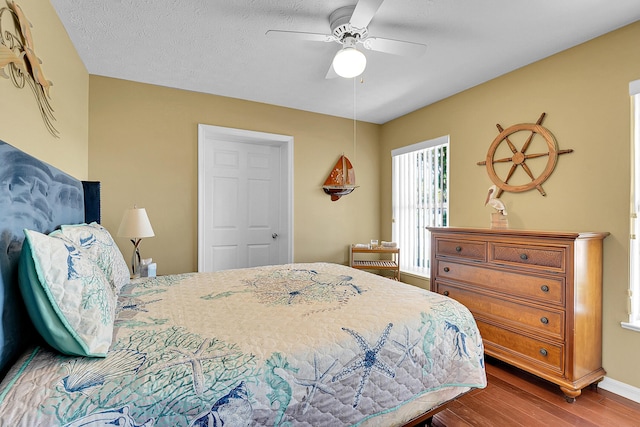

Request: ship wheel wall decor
left=477, top=113, right=573, bottom=198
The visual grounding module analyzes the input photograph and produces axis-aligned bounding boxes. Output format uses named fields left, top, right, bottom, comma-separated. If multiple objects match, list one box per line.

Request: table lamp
left=117, top=205, right=155, bottom=278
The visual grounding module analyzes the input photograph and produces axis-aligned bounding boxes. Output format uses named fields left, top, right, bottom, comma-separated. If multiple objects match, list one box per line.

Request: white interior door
left=198, top=125, right=293, bottom=272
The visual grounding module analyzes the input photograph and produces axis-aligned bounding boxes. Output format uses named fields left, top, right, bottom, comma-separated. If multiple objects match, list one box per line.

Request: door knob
left=272, top=233, right=278, bottom=239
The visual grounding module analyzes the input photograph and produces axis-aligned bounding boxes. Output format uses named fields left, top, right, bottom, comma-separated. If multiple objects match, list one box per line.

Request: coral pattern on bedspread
left=0, top=263, right=486, bottom=426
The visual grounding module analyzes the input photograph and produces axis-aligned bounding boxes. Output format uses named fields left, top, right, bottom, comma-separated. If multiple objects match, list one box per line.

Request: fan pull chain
left=353, top=77, right=357, bottom=164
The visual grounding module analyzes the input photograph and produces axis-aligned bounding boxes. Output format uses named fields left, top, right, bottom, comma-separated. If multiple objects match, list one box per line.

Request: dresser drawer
left=437, top=283, right=564, bottom=340
left=478, top=321, right=564, bottom=374
left=490, top=243, right=566, bottom=273
left=434, top=238, right=486, bottom=261
left=435, top=261, right=564, bottom=306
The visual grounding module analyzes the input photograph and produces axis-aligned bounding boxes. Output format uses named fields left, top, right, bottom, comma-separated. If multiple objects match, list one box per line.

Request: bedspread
left=0, top=262, right=486, bottom=426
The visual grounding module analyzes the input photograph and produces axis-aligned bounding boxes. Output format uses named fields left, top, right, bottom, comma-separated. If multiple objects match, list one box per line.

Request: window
left=625, top=80, right=640, bottom=331
left=392, top=136, right=449, bottom=278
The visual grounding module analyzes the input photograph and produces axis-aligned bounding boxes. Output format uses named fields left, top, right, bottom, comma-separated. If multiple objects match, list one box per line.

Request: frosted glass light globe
left=332, top=47, right=367, bottom=78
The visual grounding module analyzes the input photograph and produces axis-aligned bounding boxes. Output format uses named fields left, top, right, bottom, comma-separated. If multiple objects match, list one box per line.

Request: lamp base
left=130, top=239, right=142, bottom=278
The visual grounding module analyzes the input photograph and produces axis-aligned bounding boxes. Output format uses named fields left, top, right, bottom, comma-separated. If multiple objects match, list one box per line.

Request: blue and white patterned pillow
left=18, top=229, right=116, bottom=357
left=60, top=222, right=130, bottom=293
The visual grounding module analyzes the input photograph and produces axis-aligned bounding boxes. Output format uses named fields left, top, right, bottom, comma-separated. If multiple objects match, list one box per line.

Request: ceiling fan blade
left=349, top=0, right=385, bottom=29
left=325, top=62, right=339, bottom=79
left=362, top=37, right=427, bottom=56
left=265, top=29, right=334, bottom=43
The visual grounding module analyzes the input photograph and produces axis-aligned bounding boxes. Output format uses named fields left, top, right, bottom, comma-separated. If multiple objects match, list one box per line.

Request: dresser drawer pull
left=455, top=246, right=462, bottom=252
left=539, top=348, right=548, bottom=357
left=540, top=317, right=549, bottom=325
left=443, top=291, right=450, bottom=296
left=541, top=285, right=550, bottom=293
left=520, top=253, right=528, bottom=260
left=443, top=267, right=450, bottom=272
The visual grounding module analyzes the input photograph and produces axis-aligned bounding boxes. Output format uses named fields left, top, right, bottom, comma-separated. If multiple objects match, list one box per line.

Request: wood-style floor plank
left=430, top=357, right=640, bottom=427
left=469, top=378, right=576, bottom=426
left=485, top=360, right=637, bottom=427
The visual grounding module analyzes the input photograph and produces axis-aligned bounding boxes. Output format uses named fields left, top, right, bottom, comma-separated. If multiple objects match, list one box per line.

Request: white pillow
left=19, top=229, right=116, bottom=356
left=60, top=222, right=130, bottom=293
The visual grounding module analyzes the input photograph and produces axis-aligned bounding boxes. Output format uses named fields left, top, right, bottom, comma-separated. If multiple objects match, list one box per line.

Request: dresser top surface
left=427, top=227, right=609, bottom=240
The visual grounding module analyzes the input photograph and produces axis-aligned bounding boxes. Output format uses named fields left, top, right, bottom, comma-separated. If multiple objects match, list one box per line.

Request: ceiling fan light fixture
left=333, top=46, right=366, bottom=78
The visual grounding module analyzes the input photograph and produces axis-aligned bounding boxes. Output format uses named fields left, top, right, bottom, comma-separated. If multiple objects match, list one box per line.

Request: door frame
left=197, top=124, right=294, bottom=272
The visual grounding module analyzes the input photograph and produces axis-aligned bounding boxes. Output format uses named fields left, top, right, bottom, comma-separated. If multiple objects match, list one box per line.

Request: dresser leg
left=589, top=378, right=603, bottom=391
left=560, top=386, right=581, bottom=403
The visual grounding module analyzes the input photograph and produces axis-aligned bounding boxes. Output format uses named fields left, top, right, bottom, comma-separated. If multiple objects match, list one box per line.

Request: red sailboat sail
left=322, top=155, right=358, bottom=201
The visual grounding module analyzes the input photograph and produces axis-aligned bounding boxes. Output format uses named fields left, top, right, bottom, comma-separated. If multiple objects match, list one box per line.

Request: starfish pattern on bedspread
left=392, top=325, right=421, bottom=368
left=332, top=323, right=395, bottom=408
left=154, top=338, right=231, bottom=396
left=294, top=354, right=337, bottom=414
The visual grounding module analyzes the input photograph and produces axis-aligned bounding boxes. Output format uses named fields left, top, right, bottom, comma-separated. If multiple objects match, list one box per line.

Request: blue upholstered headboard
left=0, top=140, right=100, bottom=378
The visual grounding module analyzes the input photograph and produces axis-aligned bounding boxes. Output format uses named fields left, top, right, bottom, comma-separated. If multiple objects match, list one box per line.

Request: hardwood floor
left=431, top=357, right=640, bottom=427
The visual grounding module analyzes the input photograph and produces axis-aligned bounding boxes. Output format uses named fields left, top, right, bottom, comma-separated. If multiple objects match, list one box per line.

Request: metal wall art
left=0, top=1, right=58, bottom=137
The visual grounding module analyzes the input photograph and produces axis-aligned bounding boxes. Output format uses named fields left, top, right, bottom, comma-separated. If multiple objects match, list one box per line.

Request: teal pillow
left=18, top=229, right=116, bottom=357
left=60, top=222, right=130, bottom=293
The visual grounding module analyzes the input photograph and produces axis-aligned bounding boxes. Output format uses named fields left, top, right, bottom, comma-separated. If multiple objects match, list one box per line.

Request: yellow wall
left=0, top=0, right=88, bottom=178
left=380, top=21, right=640, bottom=388
left=89, top=77, right=380, bottom=275
left=5, top=0, right=640, bottom=394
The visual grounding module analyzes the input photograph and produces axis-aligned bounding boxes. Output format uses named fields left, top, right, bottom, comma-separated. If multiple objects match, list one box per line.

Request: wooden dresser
left=427, top=227, right=609, bottom=402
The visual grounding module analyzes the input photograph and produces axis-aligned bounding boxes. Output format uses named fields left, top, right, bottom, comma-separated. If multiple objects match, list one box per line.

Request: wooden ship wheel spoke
left=477, top=112, right=573, bottom=198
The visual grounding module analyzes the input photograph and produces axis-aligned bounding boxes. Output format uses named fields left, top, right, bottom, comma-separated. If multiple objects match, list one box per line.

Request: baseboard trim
left=600, top=376, right=640, bottom=403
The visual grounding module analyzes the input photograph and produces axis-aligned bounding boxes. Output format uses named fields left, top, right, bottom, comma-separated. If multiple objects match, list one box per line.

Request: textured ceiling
left=50, top=0, right=640, bottom=124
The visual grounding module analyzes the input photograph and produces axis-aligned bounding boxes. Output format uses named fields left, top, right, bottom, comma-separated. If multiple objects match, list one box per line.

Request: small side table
left=349, top=245, right=400, bottom=280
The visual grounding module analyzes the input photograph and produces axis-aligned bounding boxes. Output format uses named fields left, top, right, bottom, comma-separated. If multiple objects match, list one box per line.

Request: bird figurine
left=485, top=185, right=507, bottom=215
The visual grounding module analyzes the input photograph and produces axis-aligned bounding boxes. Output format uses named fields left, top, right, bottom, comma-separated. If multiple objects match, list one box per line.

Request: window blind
left=392, top=137, right=449, bottom=277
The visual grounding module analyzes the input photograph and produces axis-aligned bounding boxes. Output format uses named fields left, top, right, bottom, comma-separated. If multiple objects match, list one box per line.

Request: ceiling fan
left=265, top=0, right=427, bottom=78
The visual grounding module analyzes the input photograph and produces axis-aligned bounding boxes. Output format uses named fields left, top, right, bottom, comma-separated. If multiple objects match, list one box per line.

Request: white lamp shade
left=117, top=207, right=155, bottom=239
left=332, top=47, right=367, bottom=78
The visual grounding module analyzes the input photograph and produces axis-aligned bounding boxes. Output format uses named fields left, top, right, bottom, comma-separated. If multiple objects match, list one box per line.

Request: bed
left=0, top=139, right=486, bottom=426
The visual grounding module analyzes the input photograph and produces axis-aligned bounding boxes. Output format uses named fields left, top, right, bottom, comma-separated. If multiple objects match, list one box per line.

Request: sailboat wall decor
left=323, top=155, right=358, bottom=201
